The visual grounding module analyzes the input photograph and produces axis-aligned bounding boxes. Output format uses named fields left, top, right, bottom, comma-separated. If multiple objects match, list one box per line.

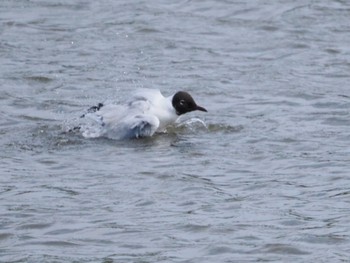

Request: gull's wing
left=92, top=102, right=160, bottom=139
left=126, top=114, right=160, bottom=139
left=105, top=113, right=160, bottom=139
left=79, top=89, right=164, bottom=139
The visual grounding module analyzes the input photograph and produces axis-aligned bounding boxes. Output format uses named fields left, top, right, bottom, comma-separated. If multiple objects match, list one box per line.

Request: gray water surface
left=1, top=1, right=350, bottom=262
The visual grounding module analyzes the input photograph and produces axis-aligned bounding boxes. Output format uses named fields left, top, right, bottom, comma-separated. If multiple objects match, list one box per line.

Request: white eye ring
left=180, top=100, right=185, bottom=105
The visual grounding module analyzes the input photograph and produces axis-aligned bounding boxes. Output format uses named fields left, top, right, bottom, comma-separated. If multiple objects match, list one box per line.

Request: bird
left=78, top=89, right=207, bottom=140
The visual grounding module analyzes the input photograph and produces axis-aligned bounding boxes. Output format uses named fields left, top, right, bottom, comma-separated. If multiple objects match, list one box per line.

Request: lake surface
left=1, top=0, right=350, bottom=262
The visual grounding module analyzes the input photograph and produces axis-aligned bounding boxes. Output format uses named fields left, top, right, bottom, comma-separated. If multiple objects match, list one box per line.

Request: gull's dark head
left=172, top=91, right=207, bottom=116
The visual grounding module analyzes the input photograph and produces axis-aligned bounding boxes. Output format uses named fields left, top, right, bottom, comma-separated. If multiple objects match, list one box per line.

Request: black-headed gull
left=78, top=89, right=207, bottom=139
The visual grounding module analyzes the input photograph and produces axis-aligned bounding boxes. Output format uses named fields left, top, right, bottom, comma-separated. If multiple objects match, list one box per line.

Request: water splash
left=175, top=117, right=208, bottom=131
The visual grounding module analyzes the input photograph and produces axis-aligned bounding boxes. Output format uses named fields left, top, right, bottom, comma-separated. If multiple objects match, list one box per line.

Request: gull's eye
left=180, top=99, right=185, bottom=105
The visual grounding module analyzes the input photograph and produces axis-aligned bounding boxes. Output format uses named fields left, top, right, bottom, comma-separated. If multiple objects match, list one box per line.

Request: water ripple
left=1, top=0, right=350, bottom=262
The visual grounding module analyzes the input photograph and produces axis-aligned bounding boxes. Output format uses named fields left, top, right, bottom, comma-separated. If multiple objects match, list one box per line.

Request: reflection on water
left=1, top=0, right=350, bottom=262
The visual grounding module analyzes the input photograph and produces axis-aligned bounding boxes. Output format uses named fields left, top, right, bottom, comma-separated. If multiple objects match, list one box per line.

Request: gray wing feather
left=105, top=114, right=160, bottom=139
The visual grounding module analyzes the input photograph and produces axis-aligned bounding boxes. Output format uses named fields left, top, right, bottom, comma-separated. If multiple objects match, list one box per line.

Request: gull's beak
left=196, top=105, right=207, bottom=112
